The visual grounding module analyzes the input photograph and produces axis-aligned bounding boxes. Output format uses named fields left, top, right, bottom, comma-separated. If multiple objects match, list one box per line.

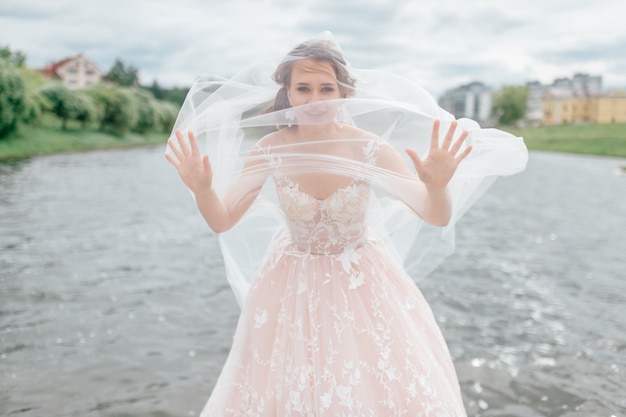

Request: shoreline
left=2, top=123, right=626, bottom=162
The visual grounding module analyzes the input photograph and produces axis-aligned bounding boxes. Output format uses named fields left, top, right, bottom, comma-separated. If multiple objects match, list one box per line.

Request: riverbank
left=507, top=123, right=626, bottom=158
left=2, top=121, right=626, bottom=161
left=0, top=119, right=167, bottom=161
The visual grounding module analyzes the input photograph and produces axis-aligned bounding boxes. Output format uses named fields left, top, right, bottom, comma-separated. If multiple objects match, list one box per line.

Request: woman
left=166, top=33, right=527, bottom=416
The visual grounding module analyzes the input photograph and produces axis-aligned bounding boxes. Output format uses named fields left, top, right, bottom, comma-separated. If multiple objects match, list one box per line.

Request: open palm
left=165, top=130, right=213, bottom=194
left=406, top=120, right=472, bottom=188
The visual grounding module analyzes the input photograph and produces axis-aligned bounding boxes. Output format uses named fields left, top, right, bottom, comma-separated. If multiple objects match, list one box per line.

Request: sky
left=1, top=0, right=625, bottom=97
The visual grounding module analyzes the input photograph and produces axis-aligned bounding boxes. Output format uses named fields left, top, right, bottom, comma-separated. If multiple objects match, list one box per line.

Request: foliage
left=105, top=59, right=139, bottom=87
left=164, top=85, right=190, bottom=106
left=129, top=89, right=157, bottom=133
left=74, top=91, right=99, bottom=128
left=88, top=85, right=136, bottom=135
left=143, top=81, right=189, bottom=106
left=0, top=45, right=26, bottom=67
left=153, top=100, right=179, bottom=133
left=491, top=85, right=528, bottom=126
left=38, top=83, right=87, bottom=130
left=21, top=93, right=43, bottom=126
left=0, top=60, right=28, bottom=138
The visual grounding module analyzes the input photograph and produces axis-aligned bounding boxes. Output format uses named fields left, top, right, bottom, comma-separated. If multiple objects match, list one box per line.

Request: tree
left=0, top=60, right=28, bottom=138
left=130, top=89, right=156, bottom=133
left=73, top=92, right=98, bottom=129
left=38, top=83, right=84, bottom=130
left=88, top=86, right=136, bottom=135
left=0, top=46, right=26, bottom=67
left=153, top=100, right=179, bottom=133
left=105, top=59, right=139, bottom=87
left=146, top=80, right=166, bottom=100
left=491, top=85, right=528, bottom=126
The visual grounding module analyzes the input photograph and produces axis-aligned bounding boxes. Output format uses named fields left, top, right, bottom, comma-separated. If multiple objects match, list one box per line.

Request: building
left=526, top=73, right=625, bottom=125
left=438, top=82, right=493, bottom=126
left=41, top=54, right=102, bottom=90
left=540, top=74, right=626, bottom=125
left=525, top=81, right=547, bottom=126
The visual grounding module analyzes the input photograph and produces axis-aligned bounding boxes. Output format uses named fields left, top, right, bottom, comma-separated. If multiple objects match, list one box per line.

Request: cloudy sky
left=2, top=0, right=625, bottom=96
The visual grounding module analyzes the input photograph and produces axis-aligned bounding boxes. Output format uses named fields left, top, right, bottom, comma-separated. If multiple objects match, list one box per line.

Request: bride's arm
left=165, top=130, right=269, bottom=233
left=375, top=120, right=472, bottom=227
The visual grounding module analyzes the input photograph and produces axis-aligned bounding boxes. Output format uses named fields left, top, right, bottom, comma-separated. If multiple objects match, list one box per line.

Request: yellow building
left=592, top=91, right=626, bottom=124
left=542, top=90, right=626, bottom=125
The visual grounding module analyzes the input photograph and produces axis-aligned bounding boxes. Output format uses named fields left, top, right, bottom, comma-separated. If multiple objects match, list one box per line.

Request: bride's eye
left=298, top=86, right=310, bottom=92
left=322, top=87, right=335, bottom=93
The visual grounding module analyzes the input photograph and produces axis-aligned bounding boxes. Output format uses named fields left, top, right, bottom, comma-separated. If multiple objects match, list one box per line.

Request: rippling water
left=1, top=146, right=625, bottom=417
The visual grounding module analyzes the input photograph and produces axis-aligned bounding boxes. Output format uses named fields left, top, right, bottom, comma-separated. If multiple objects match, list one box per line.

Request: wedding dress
left=167, top=32, right=528, bottom=416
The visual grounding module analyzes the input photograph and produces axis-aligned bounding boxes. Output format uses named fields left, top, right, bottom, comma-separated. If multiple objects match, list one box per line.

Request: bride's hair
left=270, top=40, right=356, bottom=112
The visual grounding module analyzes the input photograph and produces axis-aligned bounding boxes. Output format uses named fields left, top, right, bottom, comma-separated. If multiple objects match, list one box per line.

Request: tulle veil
left=167, top=31, right=528, bottom=307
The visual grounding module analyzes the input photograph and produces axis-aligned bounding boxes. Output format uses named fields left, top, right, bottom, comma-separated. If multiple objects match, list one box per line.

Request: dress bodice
left=275, top=176, right=371, bottom=254
left=259, top=139, right=379, bottom=255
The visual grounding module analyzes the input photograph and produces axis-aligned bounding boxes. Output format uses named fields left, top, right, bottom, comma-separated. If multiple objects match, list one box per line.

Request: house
left=438, top=82, right=494, bottom=126
left=41, top=54, right=102, bottom=90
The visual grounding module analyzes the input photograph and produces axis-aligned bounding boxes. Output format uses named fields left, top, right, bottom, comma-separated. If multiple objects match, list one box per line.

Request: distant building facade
left=438, top=82, right=493, bottom=126
left=41, top=54, right=102, bottom=90
left=539, top=74, right=626, bottom=125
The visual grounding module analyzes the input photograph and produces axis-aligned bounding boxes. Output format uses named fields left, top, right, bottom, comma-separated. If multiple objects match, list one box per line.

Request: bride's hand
left=405, top=120, right=472, bottom=189
left=165, top=130, right=213, bottom=194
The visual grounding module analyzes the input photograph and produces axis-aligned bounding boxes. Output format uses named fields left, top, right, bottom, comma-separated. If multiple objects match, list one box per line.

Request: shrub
left=0, top=60, right=28, bottom=138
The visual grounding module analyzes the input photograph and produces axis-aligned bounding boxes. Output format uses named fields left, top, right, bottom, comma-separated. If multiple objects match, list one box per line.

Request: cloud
left=1, top=0, right=624, bottom=95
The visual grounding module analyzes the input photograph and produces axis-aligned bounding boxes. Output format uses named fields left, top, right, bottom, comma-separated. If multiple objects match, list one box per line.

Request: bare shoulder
left=341, top=124, right=380, bottom=141
left=253, top=129, right=290, bottom=152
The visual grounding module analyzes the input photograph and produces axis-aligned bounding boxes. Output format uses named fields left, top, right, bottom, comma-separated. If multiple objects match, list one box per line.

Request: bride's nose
left=307, top=92, right=320, bottom=103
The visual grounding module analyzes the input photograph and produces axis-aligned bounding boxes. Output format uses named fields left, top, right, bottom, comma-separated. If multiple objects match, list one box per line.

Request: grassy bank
left=0, top=117, right=167, bottom=161
left=507, top=123, right=626, bottom=158
left=2, top=119, right=626, bottom=161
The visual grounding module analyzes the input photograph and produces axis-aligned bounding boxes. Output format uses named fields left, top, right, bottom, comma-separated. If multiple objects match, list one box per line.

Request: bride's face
left=287, top=59, right=343, bottom=125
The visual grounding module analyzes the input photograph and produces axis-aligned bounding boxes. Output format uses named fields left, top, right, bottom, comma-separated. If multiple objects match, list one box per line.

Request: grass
left=2, top=117, right=626, bottom=161
left=0, top=116, right=168, bottom=161
left=506, top=123, right=626, bottom=158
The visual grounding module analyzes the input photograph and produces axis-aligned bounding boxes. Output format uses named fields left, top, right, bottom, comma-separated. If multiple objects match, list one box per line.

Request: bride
left=166, top=32, right=527, bottom=416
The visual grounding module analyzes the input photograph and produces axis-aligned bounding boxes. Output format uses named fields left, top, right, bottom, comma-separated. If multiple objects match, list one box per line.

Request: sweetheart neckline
left=279, top=179, right=368, bottom=202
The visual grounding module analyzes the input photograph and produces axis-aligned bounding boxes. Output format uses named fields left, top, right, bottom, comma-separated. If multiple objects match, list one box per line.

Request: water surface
left=1, top=147, right=624, bottom=416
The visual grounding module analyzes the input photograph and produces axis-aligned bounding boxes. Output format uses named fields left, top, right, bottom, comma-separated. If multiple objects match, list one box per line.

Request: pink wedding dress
left=200, top=142, right=467, bottom=417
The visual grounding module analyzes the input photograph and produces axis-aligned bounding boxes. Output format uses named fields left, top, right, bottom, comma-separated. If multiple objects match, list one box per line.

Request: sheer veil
left=167, top=31, right=528, bottom=307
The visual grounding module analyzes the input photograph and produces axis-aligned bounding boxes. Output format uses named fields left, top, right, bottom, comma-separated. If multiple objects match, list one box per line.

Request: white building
left=42, top=54, right=102, bottom=90
left=438, top=82, right=493, bottom=126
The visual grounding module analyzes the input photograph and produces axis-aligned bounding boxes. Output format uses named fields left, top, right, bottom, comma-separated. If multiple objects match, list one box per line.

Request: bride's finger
left=188, top=130, right=200, bottom=157
left=455, top=145, right=472, bottom=163
left=450, top=130, right=468, bottom=155
left=430, top=120, right=440, bottom=150
left=167, top=138, right=184, bottom=161
left=441, top=121, right=457, bottom=150
left=175, top=129, right=191, bottom=156
left=164, top=151, right=180, bottom=168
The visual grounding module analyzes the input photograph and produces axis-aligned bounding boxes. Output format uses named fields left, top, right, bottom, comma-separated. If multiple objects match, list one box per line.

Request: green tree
left=0, top=60, right=28, bottom=138
left=164, top=86, right=189, bottom=106
left=73, top=91, right=98, bottom=129
left=153, top=100, right=179, bottom=133
left=491, top=85, right=528, bottom=126
left=38, top=83, right=84, bottom=130
left=130, top=89, right=156, bottom=133
left=0, top=46, right=26, bottom=67
left=105, top=59, right=139, bottom=87
left=145, top=80, right=166, bottom=100
left=88, top=86, right=136, bottom=135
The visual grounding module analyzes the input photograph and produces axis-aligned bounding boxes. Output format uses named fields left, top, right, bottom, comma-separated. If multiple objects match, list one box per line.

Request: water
left=1, top=146, right=624, bottom=417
